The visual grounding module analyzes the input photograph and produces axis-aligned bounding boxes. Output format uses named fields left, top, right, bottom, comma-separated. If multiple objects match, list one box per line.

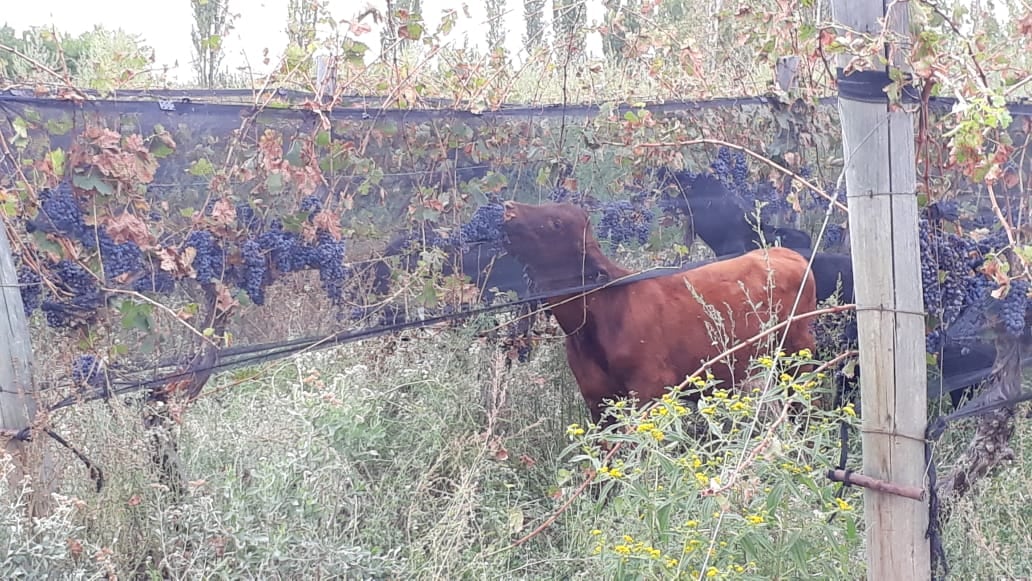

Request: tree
left=602, top=0, right=641, bottom=62
left=551, top=0, right=586, bottom=55
left=0, top=24, right=152, bottom=90
left=486, top=0, right=507, bottom=51
left=190, top=0, right=234, bottom=88
left=287, top=0, right=319, bottom=53
left=380, top=0, right=422, bottom=64
left=523, top=0, right=547, bottom=54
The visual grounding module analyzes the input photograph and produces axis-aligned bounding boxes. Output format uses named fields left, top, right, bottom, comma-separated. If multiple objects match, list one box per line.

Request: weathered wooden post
left=315, top=54, right=337, bottom=102
left=0, top=223, right=55, bottom=517
left=829, top=1, right=931, bottom=579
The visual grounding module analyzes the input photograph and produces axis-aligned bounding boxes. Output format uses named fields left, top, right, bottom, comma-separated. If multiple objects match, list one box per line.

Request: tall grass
left=3, top=314, right=1029, bottom=578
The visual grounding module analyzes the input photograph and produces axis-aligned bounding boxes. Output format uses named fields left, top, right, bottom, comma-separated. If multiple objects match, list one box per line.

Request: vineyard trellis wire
left=0, top=87, right=1030, bottom=575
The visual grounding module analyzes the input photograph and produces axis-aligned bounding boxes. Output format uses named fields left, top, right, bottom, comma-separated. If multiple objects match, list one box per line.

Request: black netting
left=1, top=89, right=1030, bottom=420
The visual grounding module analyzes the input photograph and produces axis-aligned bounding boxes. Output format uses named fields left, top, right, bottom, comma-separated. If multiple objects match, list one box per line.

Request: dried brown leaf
left=210, top=198, right=237, bottom=226
left=312, top=210, right=343, bottom=239
left=106, top=212, right=153, bottom=247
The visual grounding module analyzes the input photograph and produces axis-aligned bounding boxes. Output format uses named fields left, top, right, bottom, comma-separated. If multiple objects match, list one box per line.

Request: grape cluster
left=33, top=183, right=87, bottom=238
left=40, top=259, right=103, bottom=328
left=253, top=220, right=349, bottom=303
left=300, top=194, right=323, bottom=218
left=71, top=354, right=105, bottom=387
left=240, top=239, right=267, bottom=305
left=918, top=219, right=971, bottom=333
left=236, top=201, right=261, bottom=233
left=709, top=147, right=752, bottom=199
left=17, top=265, right=42, bottom=316
left=93, top=232, right=144, bottom=282
left=923, top=200, right=960, bottom=223
left=598, top=200, right=654, bottom=246
left=999, top=279, right=1029, bottom=337
left=314, top=230, right=348, bottom=304
left=823, top=224, right=845, bottom=249
left=132, top=268, right=175, bottom=294
left=456, top=203, right=505, bottom=247
left=548, top=187, right=572, bottom=203
left=972, top=228, right=1009, bottom=255
left=184, top=230, right=225, bottom=284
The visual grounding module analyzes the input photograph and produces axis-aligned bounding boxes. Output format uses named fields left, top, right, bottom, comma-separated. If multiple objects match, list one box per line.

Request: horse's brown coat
left=501, top=200, right=818, bottom=423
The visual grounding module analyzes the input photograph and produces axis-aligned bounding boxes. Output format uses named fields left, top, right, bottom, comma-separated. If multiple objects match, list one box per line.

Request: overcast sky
left=4, top=0, right=613, bottom=83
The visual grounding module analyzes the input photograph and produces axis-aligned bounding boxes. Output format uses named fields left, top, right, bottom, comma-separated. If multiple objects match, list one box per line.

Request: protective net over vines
left=0, top=89, right=1030, bottom=415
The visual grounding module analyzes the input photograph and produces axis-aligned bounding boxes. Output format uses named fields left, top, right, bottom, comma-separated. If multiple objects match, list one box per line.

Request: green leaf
left=1015, top=245, right=1032, bottom=265
left=266, top=172, right=285, bottom=193
left=119, top=300, right=153, bottom=332
left=179, top=207, right=196, bottom=218
left=315, top=131, right=331, bottom=147
left=72, top=171, right=114, bottom=195
left=11, top=116, right=28, bottom=139
left=624, top=110, right=638, bottom=122
left=507, top=508, right=524, bottom=534
left=417, top=279, right=438, bottom=308
left=151, top=142, right=174, bottom=159
left=765, top=482, right=785, bottom=514
left=47, top=148, right=66, bottom=177
left=139, top=335, right=158, bottom=355
left=46, top=117, right=73, bottom=136
left=31, top=231, right=65, bottom=256
left=404, top=22, right=424, bottom=41
left=285, top=140, right=304, bottom=167
left=188, top=158, right=215, bottom=177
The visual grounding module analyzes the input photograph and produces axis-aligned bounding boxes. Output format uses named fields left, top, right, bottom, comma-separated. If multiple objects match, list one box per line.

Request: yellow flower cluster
left=598, top=465, right=624, bottom=479
left=833, top=497, right=854, bottom=512
left=635, top=421, right=666, bottom=442
left=607, top=533, right=674, bottom=565
left=698, top=390, right=753, bottom=417
left=566, top=423, right=586, bottom=437
left=779, top=461, right=814, bottom=475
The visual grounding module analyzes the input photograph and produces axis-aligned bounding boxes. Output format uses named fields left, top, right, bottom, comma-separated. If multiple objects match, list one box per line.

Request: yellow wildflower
left=841, top=403, right=857, bottom=417
left=665, top=558, right=678, bottom=568
left=834, top=497, right=853, bottom=511
left=590, top=529, right=602, bottom=536
left=797, top=348, right=813, bottom=359
left=613, top=545, right=631, bottom=555
left=706, top=566, right=720, bottom=577
left=745, top=514, right=765, bottom=525
left=685, top=519, right=699, bottom=528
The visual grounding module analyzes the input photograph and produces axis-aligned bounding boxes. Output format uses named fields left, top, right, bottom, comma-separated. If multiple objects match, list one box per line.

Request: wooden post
left=0, top=223, right=55, bottom=517
left=830, top=1, right=930, bottom=580
left=315, top=55, right=337, bottom=102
